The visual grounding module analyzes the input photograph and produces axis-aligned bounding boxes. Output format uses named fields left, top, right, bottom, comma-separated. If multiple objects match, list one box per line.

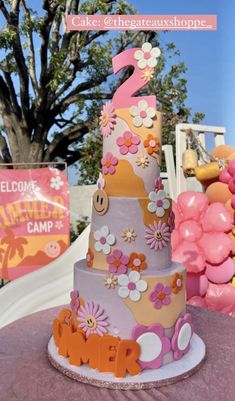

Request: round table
left=0, top=305, right=234, bottom=401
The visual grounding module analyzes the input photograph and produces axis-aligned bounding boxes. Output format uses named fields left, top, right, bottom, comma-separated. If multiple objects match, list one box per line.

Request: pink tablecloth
left=0, top=305, right=234, bottom=401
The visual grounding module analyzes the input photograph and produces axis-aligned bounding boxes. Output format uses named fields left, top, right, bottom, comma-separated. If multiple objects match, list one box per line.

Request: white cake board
left=48, top=334, right=205, bottom=390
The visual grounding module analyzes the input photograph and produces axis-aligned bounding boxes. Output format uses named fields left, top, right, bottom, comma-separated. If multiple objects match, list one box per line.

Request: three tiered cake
left=48, top=43, right=205, bottom=388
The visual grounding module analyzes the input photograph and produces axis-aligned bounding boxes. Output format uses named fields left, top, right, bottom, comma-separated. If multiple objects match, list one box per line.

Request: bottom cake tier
left=51, top=260, right=195, bottom=378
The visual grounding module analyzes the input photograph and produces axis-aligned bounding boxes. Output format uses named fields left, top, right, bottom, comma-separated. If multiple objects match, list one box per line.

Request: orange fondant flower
left=144, top=134, right=160, bottom=156
left=171, top=273, right=183, bottom=294
left=141, top=67, right=154, bottom=82
left=86, top=248, right=94, bottom=268
left=128, top=253, right=147, bottom=272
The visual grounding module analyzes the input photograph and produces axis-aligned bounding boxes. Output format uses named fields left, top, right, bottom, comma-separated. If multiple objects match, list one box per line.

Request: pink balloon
left=186, top=272, right=208, bottom=299
left=171, top=230, right=180, bottom=251
left=201, top=203, right=233, bottom=233
left=172, top=240, right=205, bottom=273
left=228, top=160, right=235, bottom=176
left=187, top=296, right=207, bottom=308
left=198, top=232, right=232, bottom=265
left=172, top=200, right=182, bottom=229
left=205, top=257, right=235, bottom=284
left=219, top=168, right=231, bottom=184
left=178, top=220, right=202, bottom=242
left=206, top=282, right=235, bottom=314
left=178, top=192, right=208, bottom=221
left=228, top=178, right=235, bottom=194
left=232, top=195, right=235, bottom=209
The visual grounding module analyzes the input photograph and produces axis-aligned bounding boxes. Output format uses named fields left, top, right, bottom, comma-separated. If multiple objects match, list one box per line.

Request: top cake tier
left=99, top=43, right=162, bottom=197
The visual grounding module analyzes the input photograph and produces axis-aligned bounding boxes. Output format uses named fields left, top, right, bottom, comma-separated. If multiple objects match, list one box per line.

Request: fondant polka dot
left=177, top=322, right=192, bottom=351
left=137, top=332, right=162, bottom=362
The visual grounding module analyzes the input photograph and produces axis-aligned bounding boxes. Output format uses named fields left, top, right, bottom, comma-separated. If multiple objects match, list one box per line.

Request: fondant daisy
left=129, top=100, right=156, bottom=128
left=104, top=274, right=118, bottom=289
left=99, top=101, right=116, bottom=137
left=132, top=323, right=171, bottom=370
left=141, top=67, right=154, bottom=82
left=171, top=314, right=193, bottom=360
left=168, top=210, right=175, bottom=233
left=97, top=172, right=105, bottom=190
left=94, top=226, right=115, bottom=255
left=77, top=301, right=109, bottom=338
left=144, top=134, right=160, bottom=156
left=107, top=249, right=130, bottom=274
left=86, top=248, right=94, bottom=267
left=147, top=190, right=170, bottom=217
left=118, top=271, right=148, bottom=302
left=122, top=227, right=137, bottom=243
left=136, top=154, right=149, bottom=168
left=128, top=253, right=147, bottom=272
left=149, top=283, right=171, bottom=309
left=101, top=152, right=118, bottom=175
left=116, top=131, right=140, bottom=155
left=134, top=42, right=161, bottom=70
left=145, top=221, right=170, bottom=251
left=171, top=273, right=183, bottom=294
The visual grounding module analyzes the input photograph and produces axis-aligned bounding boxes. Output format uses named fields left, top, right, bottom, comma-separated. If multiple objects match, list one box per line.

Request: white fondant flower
left=118, top=271, right=148, bottom=302
left=130, top=100, right=156, bottom=128
left=97, top=172, right=105, bottom=190
left=50, top=176, right=64, bottom=190
left=147, top=190, right=170, bottom=217
left=94, top=226, right=115, bottom=255
left=134, top=42, right=161, bottom=70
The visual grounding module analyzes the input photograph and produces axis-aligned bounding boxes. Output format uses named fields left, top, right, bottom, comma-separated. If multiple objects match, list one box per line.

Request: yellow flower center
left=102, top=112, right=109, bottom=126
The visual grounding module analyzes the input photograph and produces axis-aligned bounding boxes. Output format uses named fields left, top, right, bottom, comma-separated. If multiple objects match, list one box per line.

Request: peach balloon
left=211, top=145, right=235, bottom=159
left=205, top=182, right=231, bottom=204
left=227, top=152, right=235, bottom=161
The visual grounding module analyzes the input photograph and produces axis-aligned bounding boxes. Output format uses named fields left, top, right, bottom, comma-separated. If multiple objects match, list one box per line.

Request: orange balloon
left=227, top=152, right=235, bottom=161
left=206, top=182, right=231, bottom=204
left=211, top=145, right=235, bottom=159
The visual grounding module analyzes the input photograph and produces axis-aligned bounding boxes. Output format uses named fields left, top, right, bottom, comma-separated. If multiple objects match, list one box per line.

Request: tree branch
left=0, top=0, right=10, bottom=21
left=2, top=70, right=21, bottom=116
left=21, top=0, right=38, bottom=97
left=7, top=2, right=30, bottom=125
left=43, top=122, right=90, bottom=162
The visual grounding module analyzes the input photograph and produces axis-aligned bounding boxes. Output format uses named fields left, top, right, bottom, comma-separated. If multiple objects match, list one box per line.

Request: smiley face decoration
left=93, top=173, right=109, bottom=215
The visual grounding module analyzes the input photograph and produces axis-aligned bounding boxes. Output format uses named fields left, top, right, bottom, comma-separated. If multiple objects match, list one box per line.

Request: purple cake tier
left=88, top=196, right=172, bottom=272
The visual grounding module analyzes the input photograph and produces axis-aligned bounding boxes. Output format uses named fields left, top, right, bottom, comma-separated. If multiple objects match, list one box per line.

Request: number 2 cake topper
left=112, top=42, right=161, bottom=109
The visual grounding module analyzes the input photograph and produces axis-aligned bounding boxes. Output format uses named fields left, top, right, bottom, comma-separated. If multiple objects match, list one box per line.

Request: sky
left=129, top=0, right=235, bottom=148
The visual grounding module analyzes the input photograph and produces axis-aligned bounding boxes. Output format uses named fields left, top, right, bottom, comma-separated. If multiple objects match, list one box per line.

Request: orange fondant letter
left=68, top=332, right=100, bottom=368
left=98, top=335, right=120, bottom=373
left=58, top=323, right=72, bottom=357
left=53, top=319, right=62, bottom=347
left=115, top=340, right=141, bottom=378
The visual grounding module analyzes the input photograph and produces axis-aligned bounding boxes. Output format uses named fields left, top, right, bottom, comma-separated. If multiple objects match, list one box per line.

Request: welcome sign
left=0, top=168, right=70, bottom=281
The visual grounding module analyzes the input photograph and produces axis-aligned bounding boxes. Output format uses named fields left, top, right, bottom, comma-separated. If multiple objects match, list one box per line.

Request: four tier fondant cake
left=49, top=43, right=198, bottom=382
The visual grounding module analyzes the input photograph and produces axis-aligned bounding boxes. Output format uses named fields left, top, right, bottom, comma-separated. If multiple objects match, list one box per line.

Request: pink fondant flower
left=149, top=283, right=171, bottom=309
left=168, top=210, right=175, bottom=233
left=154, top=177, right=164, bottom=192
left=116, top=131, right=140, bottom=155
left=172, top=192, right=233, bottom=274
left=171, top=313, right=193, bottom=360
left=101, top=152, right=118, bottom=175
left=99, top=101, right=116, bottom=137
left=70, top=290, right=80, bottom=314
left=145, top=221, right=170, bottom=251
left=106, top=249, right=130, bottom=274
left=132, top=323, right=171, bottom=370
left=77, top=301, right=109, bottom=338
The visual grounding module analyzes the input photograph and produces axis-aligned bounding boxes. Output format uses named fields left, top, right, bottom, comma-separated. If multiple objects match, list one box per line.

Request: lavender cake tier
left=88, top=196, right=172, bottom=271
